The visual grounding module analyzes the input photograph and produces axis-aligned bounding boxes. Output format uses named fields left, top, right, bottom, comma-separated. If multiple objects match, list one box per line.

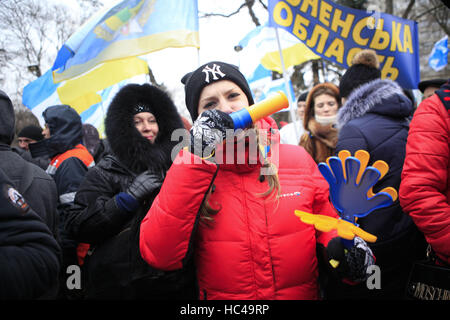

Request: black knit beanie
left=181, top=61, right=255, bottom=122
left=297, top=91, right=309, bottom=103
left=339, top=49, right=381, bottom=99
left=18, top=125, right=44, bottom=141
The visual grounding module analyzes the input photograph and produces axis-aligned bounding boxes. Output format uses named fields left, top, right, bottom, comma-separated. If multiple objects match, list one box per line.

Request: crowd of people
left=0, top=49, right=448, bottom=300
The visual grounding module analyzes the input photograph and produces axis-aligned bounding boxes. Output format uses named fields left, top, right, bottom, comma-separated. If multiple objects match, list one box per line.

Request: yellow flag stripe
left=54, top=29, right=199, bottom=83
left=57, top=57, right=148, bottom=114
left=261, top=42, right=320, bottom=73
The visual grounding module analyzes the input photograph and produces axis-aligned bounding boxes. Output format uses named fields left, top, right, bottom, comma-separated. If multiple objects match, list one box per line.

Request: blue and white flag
left=237, top=25, right=299, bottom=104
left=237, top=22, right=318, bottom=79
left=246, top=64, right=295, bottom=104
left=429, top=36, right=448, bottom=72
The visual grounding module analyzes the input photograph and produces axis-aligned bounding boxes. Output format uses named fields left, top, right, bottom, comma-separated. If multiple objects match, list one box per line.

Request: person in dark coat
left=418, top=78, right=447, bottom=100
left=65, top=83, right=197, bottom=299
left=91, top=138, right=112, bottom=164
left=80, top=123, right=112, bottom=163
left=13, top=124, right=50, bottom=170
left=81, top=123, right=102, bottom=158
left=0, top=166, right=61, bottom=299
left=0, top=90, right=59, bottom=239
left=17, top=125, right=44, bottom=151
left=330, top=49, right=427, bottom=299
left=29, top=104, right=94, bottom=299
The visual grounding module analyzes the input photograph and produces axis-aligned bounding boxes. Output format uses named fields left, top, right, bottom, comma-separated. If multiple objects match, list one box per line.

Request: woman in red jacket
left=400, top=80, right=450, bottom=266
left=139, top=61, right=374, bottom=300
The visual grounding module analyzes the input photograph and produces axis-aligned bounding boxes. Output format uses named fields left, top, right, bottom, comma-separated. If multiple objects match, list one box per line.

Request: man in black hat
left=14, top=124, right=50, bottom=170
left=418, top=78, right=447, bottom=100
left=17, top=124, right=44, bottom=151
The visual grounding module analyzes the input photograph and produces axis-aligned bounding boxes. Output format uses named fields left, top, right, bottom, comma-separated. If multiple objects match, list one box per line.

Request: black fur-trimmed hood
left=105, top=83, right=184, bottom=174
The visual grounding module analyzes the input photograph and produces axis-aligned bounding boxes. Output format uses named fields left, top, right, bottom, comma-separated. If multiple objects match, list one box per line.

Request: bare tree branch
left=245, top=0, right=261, bottom=26
left=402, top=0, right=415, bottom=19
left=412, top=3, right=445, bottom=20
left=430, top=0, right=450, bottom=36
left=200, top=0, right=263, bottom=26
left=0, top=0, right=102, bottom=105
left=199, top=3, right=247, bottom=19
left=258, top=0, right=267, bottom=10
left=385, top=0, right=394, bottom=14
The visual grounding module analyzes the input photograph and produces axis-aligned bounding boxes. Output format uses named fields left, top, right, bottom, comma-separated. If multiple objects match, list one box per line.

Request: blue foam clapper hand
left=318, top=156, right=394, bottom=223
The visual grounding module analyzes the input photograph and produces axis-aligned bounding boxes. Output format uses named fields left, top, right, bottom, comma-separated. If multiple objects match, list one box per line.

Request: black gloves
left=326, top=236, right=375, bottom=283
left=190, top=109, right=234, bottom=160
left=126, top=170, right=163, bottom=202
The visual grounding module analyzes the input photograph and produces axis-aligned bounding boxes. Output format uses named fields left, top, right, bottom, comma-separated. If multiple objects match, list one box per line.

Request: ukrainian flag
left=22, top=57, right=149, bottom=136
left=237, top=23, right=319, bottom=78
left=53, top=0, right=199, bottom=82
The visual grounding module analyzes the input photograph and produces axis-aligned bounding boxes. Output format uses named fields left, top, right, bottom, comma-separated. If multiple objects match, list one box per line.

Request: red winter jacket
left=140, top=117, right=338, bottom=299
left=400, top=91, right=450, bottom=265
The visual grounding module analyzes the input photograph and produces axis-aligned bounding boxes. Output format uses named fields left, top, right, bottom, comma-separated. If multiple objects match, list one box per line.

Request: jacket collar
left=436, top=80, right=450, bottom=110
left=0, top=142, right=11, bottom=152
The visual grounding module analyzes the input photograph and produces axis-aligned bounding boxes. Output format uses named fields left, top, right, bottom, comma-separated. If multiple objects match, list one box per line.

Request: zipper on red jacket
left=264, top=193, right=276, bottom=295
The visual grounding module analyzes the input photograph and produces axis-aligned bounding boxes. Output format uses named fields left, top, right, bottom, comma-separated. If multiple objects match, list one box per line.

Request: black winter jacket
left=65, top=83, right=195, bottom=299
left=0, top=90, right=58, bottom=238
left=0, top=167, right=61, bottom=299
left=0, top=144, right=59, bottom=238
left=29, top=105, right=94, bottom=272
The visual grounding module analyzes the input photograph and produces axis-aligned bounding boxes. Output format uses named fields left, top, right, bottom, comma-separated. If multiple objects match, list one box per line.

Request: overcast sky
left=147, top=0, right=268, bottom=105
left=70, top=0, right=268, bottom=117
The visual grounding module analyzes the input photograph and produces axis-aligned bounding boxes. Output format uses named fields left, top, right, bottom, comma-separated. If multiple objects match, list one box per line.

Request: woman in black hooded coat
left=65, top=83, right=196, bottom=299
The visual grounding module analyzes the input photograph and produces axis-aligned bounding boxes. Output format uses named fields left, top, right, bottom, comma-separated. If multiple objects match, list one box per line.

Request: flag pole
left=274, top=27, right=299, bottom=142
left=197, top=48, right=201, bottom=67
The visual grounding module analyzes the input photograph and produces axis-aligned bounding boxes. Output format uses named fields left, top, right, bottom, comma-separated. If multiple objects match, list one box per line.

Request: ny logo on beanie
left=202, top=64, right=225, bottom=83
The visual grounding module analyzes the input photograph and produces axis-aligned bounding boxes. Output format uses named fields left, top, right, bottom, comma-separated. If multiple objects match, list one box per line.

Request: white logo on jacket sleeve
left=278, top=191, right=301, bottom=198
left=5, top=185, right=29, bottom=212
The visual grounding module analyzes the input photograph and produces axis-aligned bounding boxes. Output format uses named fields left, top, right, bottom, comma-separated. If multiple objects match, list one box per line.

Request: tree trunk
left=385, top=0, right=393, bottom=14
left=312, top=60, right=320, bottom=86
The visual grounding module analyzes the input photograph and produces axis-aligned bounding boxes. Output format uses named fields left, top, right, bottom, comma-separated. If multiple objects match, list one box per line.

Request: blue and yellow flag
left=268, top=0, right=420, bottom=89
left=237, top=22, right=319, bottom=76
left=53, top=0, right=199, bottom=82
left=23, top=57, right=149, bottom=136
